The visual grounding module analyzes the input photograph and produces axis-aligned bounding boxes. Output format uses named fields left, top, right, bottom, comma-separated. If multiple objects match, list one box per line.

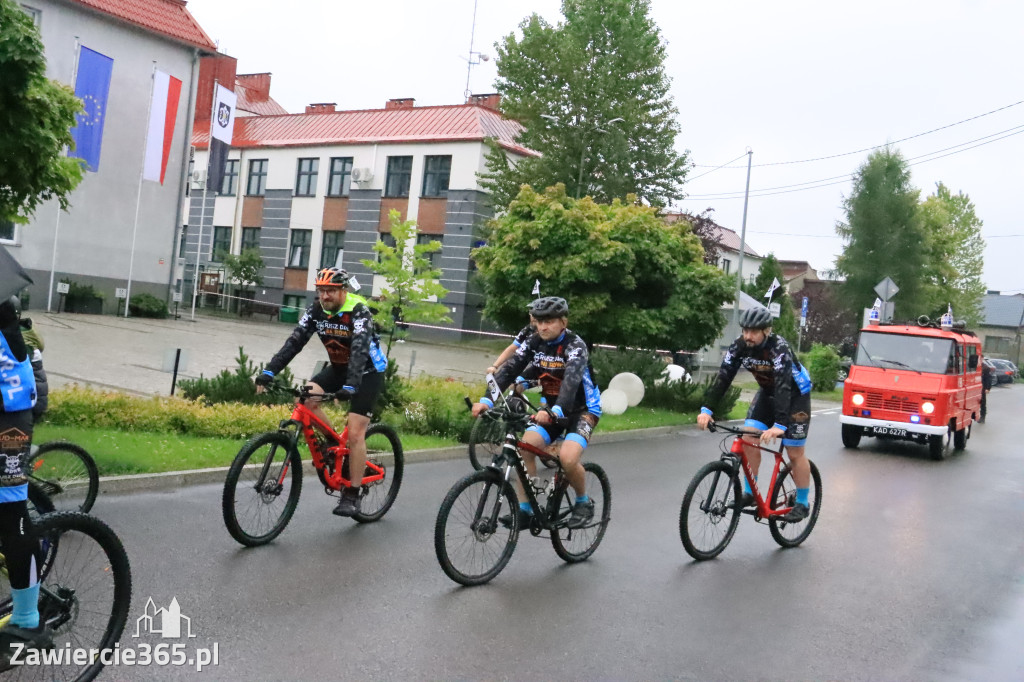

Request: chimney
left=466, top=93, right=501, bottom=110
left=236, top=73, right=272, bottom=102
left=305, top=103, right=337, bottom=114
left=385, top=98, right=415, bottom=110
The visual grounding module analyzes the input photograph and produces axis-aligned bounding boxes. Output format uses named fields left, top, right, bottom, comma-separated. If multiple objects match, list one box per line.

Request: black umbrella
left=0, top=245, right=33, bottom=301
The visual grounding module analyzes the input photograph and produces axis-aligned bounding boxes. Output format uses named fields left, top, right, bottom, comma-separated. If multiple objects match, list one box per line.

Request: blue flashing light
left=910, top=415, right=921, bottom=423
left=862, top=410, right=871, bottom=417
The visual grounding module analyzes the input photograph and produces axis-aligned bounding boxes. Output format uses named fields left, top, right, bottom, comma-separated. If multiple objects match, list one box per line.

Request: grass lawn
left=34, top=400, right=748, bottom=476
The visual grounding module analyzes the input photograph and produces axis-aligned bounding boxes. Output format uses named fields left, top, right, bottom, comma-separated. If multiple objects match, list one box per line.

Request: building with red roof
left=9, top=0, right=217, bottom=312
left=180, top=62, right=535, bottom=331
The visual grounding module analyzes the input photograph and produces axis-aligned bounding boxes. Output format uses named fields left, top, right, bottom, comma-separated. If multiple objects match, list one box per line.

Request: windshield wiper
left=877, top=358, right=922, bottom=375
left=859, top=346, right=885, bottom=372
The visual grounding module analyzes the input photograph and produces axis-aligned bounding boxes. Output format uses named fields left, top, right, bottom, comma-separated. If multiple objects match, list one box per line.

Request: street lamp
left=540, top=115, right=623, bottom=199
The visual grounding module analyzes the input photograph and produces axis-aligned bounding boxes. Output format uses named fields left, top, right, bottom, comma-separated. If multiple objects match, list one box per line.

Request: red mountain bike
left=222, top=386, right=404, bottom=546
left=679, top=421, right=821, bottom=560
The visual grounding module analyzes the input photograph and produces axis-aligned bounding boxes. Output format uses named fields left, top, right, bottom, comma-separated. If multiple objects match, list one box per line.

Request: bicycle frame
left=705, top=426, right=794, bottom=520
left=483, top=423, right=565, bottom=533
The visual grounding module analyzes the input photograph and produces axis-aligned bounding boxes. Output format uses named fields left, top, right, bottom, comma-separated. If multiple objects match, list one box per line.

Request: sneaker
left=738, top=492, right=756, bottom=509
left=499, top=508, right=532, bottom=530
left=781, top=502, right=809, bottom=522
left=0, top=623, right=54, bottom=671
left=332, top=487, right=362, bottom=517
left=566, top=499, right=595, bottom=529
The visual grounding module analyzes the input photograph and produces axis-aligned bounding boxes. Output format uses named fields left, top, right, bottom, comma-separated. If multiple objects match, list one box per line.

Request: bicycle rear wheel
left=0, top=511, right=133, bottom=682
left=679, top=460, right=742, bottom=561
left=353, top=424, right=404, bottom=523
left=435, top=469, right=519, bottom=586
left=467, top=416, right=506, bottom=471
left=26, top=441, right=100, bottom=513
left=550, top=462, right=611, bottom=563
left=768, top=459, right=822, bottom=548
left=222, top=432, right=303, bottom=547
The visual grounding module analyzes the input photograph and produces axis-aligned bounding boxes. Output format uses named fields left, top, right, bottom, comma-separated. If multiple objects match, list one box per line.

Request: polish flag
left=143, top=70, right=183, bottom=184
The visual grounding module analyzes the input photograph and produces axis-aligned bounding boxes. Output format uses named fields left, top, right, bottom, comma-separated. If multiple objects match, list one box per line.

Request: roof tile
left=69, top=0, right=217, bottom=51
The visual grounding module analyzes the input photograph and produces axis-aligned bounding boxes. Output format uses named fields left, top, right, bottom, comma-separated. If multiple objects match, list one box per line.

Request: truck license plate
left=872, top=426, right=908, bottom=437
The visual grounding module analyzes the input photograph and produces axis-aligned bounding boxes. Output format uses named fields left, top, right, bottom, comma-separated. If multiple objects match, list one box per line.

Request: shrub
left=128, top=292, right=168, bottom=318
left=643, top=376, right=740, bottom=417
left=376, top=358, right=409, bottom=418
left=802, top=343, right=841, bottom=392
left=590, top=347, right=666, bottom=391
left=177, top=347, right=297, bottom=405
left=399, top=376, right=478, bottom=441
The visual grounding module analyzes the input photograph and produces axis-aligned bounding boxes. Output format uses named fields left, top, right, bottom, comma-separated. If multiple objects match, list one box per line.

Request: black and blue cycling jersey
left=1, top=322, right=36, bottom=502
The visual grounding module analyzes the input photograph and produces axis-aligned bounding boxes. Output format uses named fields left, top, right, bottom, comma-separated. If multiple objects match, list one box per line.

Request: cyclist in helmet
left=0, top=294, right=50, bottom=666
left=696, top=304, right=814, bottom=522
left=471, top=296, right=602, bottom=529
left=255, top=267, right=388, bottom=517
left=486, top=312, right=537, bottom=378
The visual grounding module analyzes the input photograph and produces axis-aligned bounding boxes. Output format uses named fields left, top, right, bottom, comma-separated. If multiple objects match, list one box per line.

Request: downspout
left=166, top=48, right=201, bottom=300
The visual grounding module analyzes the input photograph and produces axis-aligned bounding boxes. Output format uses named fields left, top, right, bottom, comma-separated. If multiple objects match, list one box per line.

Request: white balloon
left=662, top=364, right=686, bottom=384
left=608, top=372, right=645, bottom=406
left=600, top=388, right=628, bottom=415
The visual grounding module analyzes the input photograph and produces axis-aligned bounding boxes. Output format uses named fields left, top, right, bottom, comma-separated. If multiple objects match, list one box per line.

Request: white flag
left=532, top=279, right=540, bottom=296
left=142, top=70, right=182, bottom=184
left=211, top=83, right=237, bottom=145
left=873, top=298, right=882, bottom=308
left=764, top=277, right=781, bottom=298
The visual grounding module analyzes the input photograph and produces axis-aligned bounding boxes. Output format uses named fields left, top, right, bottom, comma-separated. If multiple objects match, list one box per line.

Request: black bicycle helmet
left=528, top=296, right=569, bottom=320
left=739, top=305, right=773, bottom=330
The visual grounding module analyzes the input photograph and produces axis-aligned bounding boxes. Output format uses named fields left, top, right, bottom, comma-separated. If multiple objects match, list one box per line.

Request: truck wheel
left=841, top=424, right=861, bottom=449
left=953, top=424, right=967, bottom=451
left=929, top=425, right=953, bottom=460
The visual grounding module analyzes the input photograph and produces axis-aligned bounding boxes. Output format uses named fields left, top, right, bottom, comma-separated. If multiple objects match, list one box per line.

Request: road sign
left=801, top=296, right=808, bottom=317
left=768, top=302, right=781, bottom=318
left=874, top=277, right=900, bottom=302
left=115, top=288, right=127, bottom=299
left=172, top=291, right=183, bottom=303
left=56, top=282, right=70, bottom=294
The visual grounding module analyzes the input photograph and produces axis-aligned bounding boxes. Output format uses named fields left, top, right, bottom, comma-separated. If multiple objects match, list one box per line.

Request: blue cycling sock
left=796, top=487, right=810, bottom=506
left=518, top=502, right=533, bottom=514
left=11, top=585, right=40, bottom=629
left=576, top=495, right=590, bottom=504
left=743, top=476, right=757, bottom=495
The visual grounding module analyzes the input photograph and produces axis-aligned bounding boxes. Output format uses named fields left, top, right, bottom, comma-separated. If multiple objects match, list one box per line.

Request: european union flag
left=69, top=46, right=114, bottom=172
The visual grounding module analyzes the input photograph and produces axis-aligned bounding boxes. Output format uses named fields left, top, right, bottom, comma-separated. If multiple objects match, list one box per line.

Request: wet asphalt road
left=84, top=384, right=1022, bottom=681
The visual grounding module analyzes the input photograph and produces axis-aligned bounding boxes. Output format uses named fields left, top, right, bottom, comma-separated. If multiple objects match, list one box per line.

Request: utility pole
left=731, top=149, right=753, bottom=328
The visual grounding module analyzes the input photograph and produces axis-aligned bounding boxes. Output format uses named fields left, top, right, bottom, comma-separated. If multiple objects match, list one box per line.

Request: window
left=377, top=232, right=397, bottom=262
left=421, top=155, right=451, bottom=197
left=320, top=231, right=345, bottom=269
left=247, top=159, right=268, bottom=196
left=327, top=157, right=353, bottom=197
left=416, top=234, right=441, bottom=269
left=288, top=230, right=312, bottom=268
left=20, top=4, right=41, bottom=24
left=984, top=336, right=1011, bottom=354
left=220, top=159, right=239, bottom=196
left=212, top=226, right=232, bottom=262
left=967, top=344, right=979, bottom=371
left=178, top=225, right=187, bottom=258
left=721, top=258, right=731, bottom=274
left=241, top=227, right=261, bottom=253
left=384, top=156, right=413, bottom=198
left=295, top=158, right=319, bottom=197
left=0, top=221, right=15, bottom=242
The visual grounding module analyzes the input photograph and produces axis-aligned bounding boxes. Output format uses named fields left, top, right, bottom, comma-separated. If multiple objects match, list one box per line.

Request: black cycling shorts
left=746, top=390, right=811, bottom=447
left=310, top=365, right=383, bottom=419
left=527, top=411, right=599, bottom=449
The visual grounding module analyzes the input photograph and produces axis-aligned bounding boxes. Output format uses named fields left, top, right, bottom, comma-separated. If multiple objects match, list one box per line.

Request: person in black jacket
left=697, top=305, right=814, bottom=522
left=980, top=360, right=994, bottom=423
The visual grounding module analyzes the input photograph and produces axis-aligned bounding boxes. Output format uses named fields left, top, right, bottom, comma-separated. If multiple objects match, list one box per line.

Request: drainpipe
left=167, top=49, right=201, bottom=300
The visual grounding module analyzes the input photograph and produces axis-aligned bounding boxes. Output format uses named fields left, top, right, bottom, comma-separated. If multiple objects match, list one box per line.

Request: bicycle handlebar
left=707, top=421, right=760, bottom=435
left=263, top=382, right=349, bottom=402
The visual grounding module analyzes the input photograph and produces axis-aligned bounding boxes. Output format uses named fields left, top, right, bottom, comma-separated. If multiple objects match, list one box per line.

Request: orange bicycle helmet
left=315, top=267, right=351, bottom=287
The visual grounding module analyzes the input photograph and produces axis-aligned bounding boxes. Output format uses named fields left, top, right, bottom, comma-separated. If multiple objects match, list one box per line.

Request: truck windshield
left=854, top=332, right=954, bottom=374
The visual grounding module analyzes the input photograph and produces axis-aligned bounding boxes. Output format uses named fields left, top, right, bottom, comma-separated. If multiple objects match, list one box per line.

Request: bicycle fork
left=254, top=440, right=293, bottom=496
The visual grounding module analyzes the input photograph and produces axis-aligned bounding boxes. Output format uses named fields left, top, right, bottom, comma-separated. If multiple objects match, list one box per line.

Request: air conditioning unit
left=190, top=169, right=207, bottom=190
left=351, top=167, right=373, bottom=183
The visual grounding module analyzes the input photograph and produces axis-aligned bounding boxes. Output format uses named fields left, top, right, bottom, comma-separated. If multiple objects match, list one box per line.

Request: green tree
left=361, top=210, right=450, bottom=356
left=472, top=184, right=733, bottom=351
left=481, top=0, right=688, bottom=209
left=743, top=254, right=797, bottom=342
left=222, top=249, right=265, bottom=316
left=0, top=0, right=84, bottom=222
left=919, top=182, right=986, bottom=325
left=835, top=148, right=927, bottom=319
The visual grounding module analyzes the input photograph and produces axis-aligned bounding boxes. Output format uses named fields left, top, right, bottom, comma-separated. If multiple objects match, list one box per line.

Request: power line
left=690, top=98, right=1024, bottom=168
left=685, top=152, right=749, bottom=181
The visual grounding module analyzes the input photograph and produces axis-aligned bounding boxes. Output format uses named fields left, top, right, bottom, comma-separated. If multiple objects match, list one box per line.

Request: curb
left=93, top=424, right=692, bottom=496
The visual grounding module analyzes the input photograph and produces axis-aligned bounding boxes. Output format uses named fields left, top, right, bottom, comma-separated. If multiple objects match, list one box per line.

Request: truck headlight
left=921, top=402, right=934, bottom=414
left=852, top=393, right=865, bottom=406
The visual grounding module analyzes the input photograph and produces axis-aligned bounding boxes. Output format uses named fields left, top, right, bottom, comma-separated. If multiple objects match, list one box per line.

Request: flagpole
left=48, top=36, right=81, bottom=313
left=125, top=62, right=158, bottom=318
left=190, top=79, right=218, bottom=321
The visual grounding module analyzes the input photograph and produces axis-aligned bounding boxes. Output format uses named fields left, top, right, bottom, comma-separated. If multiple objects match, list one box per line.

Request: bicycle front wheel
left=679, top=460, right=742, bottom=561
left=26, top=441, right=100, bottom=513
left=353, top=424, right=404, bottom=523
left=467, top=415, right=506, bottom=471
left=222, top=432, right=303, bottom=547
left=0, top=511, right=133, bottom=682
left=435, top=469, right=519, bottom=586
left=550, top=462, right=611, bottom=563
left=768, top=459, right=822, bottom=548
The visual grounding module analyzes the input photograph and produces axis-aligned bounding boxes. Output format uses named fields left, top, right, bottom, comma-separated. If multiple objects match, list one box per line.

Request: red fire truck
left=840, top=316, right=983, bottom=460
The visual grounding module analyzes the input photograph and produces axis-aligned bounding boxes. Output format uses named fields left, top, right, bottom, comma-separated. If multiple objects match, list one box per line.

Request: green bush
left=128, top=292, right=168, bottom=319
left=396, top=376, right=478, bottom=441
left=177, top=347, right=297, bottom=405
left=376, top=358, right=409, bottom=418
left=590, top=347, right=667, bottom=391
left=643, top=376, right=740, bottom=417
left=802, top=343, right=841, bottom=392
